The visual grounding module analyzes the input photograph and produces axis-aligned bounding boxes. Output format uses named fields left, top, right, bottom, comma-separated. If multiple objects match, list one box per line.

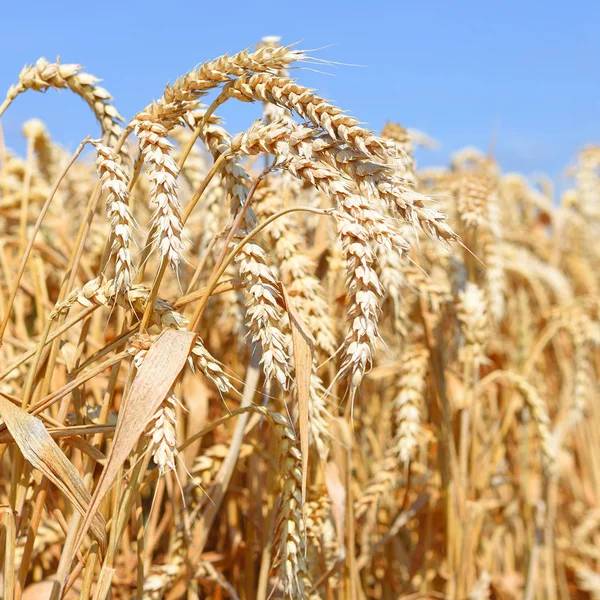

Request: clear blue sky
left=1, top=0, right=598, bottom=186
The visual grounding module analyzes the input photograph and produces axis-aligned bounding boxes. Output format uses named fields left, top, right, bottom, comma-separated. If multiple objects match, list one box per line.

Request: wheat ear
left=131, top=113, right=185, bottom=273
left=91, top=141, right=135, bottom=292
left=5, top=57, right=127, bottom=162
left=234, top=240, right=292, bottom=391
left=392, top=342, right=429, bottom=465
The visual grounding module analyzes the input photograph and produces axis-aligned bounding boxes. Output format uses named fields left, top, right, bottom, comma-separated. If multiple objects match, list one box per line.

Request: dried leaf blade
left=73, top=328, right=196, bottom=555
left=0, top=395, right=107, bottom=551
left=281, top=283, right=313, bottom=504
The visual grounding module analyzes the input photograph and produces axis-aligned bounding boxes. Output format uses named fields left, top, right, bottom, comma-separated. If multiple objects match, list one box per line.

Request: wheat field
left=0, top=38, right=597, bottom=600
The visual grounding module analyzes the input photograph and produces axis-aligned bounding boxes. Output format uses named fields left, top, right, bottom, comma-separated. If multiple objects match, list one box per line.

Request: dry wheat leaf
left=1, top=506, right=16, bottom=600
left=280, top=283, right=313, bottom=504
left=325, top=460, right=346, bottom=560
left=0, top=394, right=107, bottom=551
left=92, top=566, right=116, bottom=600
left=73, top=328, right=196, bottom=554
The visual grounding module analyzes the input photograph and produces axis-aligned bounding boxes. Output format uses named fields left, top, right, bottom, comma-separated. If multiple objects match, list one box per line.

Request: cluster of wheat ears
left=0, top=37, right=598, bottom=600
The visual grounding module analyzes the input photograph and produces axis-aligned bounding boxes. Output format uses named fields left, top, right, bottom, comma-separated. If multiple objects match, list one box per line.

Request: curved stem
left=28, top=351, right=131, bottom=417
left=181, top=152, right=229, bottom=224
left=19, top=136, right=35, bottom=253
left=189, top=204, right=332, bottom=331
left=177, top=90, right=229, bottom=169
left=185, top=233, right=220, bottom=294
left=0, top=94, right=19, bottom=120
left=187, top=168, right=268, bottom=331
left=0, top=137, right=91, bottom=344
left=0, top=305, right=99, bottom=382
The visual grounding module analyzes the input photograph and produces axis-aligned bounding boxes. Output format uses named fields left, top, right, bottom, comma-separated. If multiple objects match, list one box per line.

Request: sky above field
left=1, top=0, right=598, bottom=189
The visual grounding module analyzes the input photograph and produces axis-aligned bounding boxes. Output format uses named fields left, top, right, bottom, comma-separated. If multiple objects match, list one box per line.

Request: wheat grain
left=235, top=240, right=291, bottom=390
left=392, top=342, right=429, bottom=465
left=5, top=58, right=127, bottom=162
left=131, top=113, right=185, bottom=274
left=457, top=282, right=489, bottom=368
left=91, top=141, right=135, bottom=292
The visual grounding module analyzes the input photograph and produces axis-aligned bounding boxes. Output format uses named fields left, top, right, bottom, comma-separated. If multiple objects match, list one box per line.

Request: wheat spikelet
left=211, top=267, right=247, bottom=339
left=305, top=487, right=330, bottom=551
left=377, top=241, right=409, bottom=339
left=188, top=444, right=254, bottom=502
left=131, top=113, right=185, bottom=273
left=91, top=141, right=135, bottom=292
left=484, top=189, right=505, bottom=323
left=575, top=146, right=600, bottom=219
left=233, top=118, right=457, bottom=245
left=195, top=175, right=225, bottom=259
left=0, top=148, right=52, bottom=213
left=304, top=365, right=331, bottom=462
left=6, top=57, right=127, bottom=162
left=501, top=372, right=556, bottom=475
left=381, top=120, right=417, bottom=185
left=502, top=243, right=574, bottom=305
left=147, top=391, right=179, bottom=474
left=171, top=126, right=209, bottom=192
left=257, top=38, right=305, bottom=200
left=228, top=74, right=397, bottom=160
left=235, top=240, right=291, bottom=390
left=51, top=276, right=185, bottom=328
left=22, top=118, right=64, bottom=187
left=144, top=563, right=185, bottom=600
left=254, top=183, right=337, bottom=357
left=355, top=451, right=404, bottom=518
left=392, top=342, right=429, bottom=465
left=304, top=487, right=339, bottom=591
left=188, top=337, right=233, bottom=394
left=129, top=336, right=184, bottom=475
left=457, top=282, right=489, bottom=368
left=456, top=173, right=494, bottom=230
left=203, top=123, right=258, bottom=226
left=564, top=253, right=600, bottom=295
left=500, top=173, right=553, bottom=231
left=566, top=311, right=600, bottom=425
left=268, top=411, right=311, bottom=599
left=334, top=213, right=385, bottom=398
left=257, top=37, right=298, bottom=129
left=129, top=335, right=180, bottom=474
left=573, top=339, right=593, bottom=427
left=450, top=146, right=493, bottom=172
left=161, top=46, right=306, bottom=112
